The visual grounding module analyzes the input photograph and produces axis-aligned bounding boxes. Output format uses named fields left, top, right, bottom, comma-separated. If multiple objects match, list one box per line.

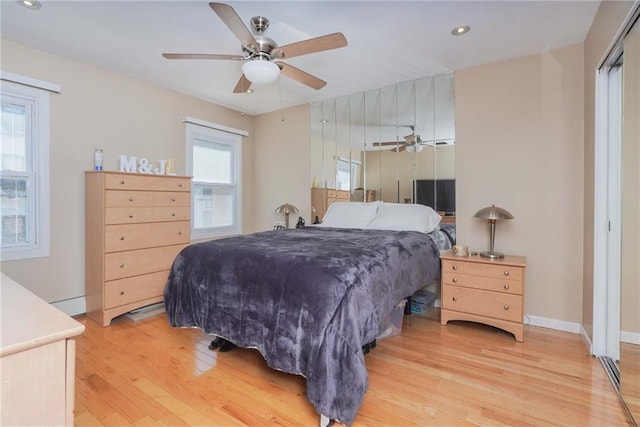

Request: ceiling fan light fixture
left=242, top=60, right=280, bottom=85
left=405, top=144, right=424, bottom=153
left=17, top=0, right=41, bottom=9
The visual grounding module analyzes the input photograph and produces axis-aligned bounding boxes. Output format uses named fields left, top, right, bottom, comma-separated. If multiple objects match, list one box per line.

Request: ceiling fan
left=162, top=2, right=348, bottom=93
left=373, top=126, right=429, bottom=152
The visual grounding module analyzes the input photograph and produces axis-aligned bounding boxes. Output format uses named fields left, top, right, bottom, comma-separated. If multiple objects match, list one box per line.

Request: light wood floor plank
left=74, top=311, right=631, bottom=426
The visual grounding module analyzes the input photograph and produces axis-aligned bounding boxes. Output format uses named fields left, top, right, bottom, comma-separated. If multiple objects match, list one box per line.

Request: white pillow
left=321, top=201, right=380, bottom=229
left=368, top=202, right=442, bottom=233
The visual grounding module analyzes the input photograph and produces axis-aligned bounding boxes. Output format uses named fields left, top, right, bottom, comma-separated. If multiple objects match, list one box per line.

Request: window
left=336, top=158, right=360, bottom=191
left=0, top=77, right=52, bottom=261
left=185, top=119, right=243, bottom=240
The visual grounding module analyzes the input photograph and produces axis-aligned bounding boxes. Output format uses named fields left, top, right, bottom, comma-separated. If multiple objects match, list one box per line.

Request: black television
left=414, top=179, right=455, bottom=215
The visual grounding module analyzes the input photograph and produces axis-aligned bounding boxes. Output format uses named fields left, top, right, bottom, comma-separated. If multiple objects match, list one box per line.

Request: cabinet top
left=440, top=250, right=526, bottom=267
left=85, top=170, right=191, bottom=179
left=0, top=273, right=85, bottom=357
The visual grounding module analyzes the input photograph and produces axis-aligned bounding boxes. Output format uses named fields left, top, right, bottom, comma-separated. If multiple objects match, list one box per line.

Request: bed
left=163, top=202, right=444, bottom=425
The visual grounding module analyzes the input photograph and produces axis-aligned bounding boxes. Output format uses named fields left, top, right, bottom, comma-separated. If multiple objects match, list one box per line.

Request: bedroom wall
left=252, top=104, right=311, bottom=232
left=581, top=0, right=636, bottom=343
left=0, top=39, right=256, bottom=305
left=455, top=44, right=585, bottom=325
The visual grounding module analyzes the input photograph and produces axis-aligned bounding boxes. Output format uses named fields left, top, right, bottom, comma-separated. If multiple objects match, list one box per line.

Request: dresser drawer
left=442, top=272, right=523, bottom=295
left=105, top=207, right=154, bottom=224
left=105, top=191, right=152, bottom=207
left=442, top=285, right=523, bottom=323
left=104, top=270, right=168, bottom=309
left=152, top=206, right=191, bottom=222
left=152, top=192, right=191, bottom=206
left=105, top=173, right=190, bottom=192
left=105, top=221, right=190, bottom=252
left=336, top=190, right=350, bottom=200
left=105, top=244, right=186, bottom=281
left=441, top=259, right=523, bottom=281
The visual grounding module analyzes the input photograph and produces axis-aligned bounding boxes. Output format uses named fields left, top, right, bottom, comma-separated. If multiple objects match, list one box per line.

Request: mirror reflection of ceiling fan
left=162, top=2, right=348, bottom=93
left=373, top=126, right=455, bottom=152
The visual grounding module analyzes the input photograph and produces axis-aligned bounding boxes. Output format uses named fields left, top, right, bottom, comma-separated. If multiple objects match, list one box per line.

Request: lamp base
left=479, top=251, right=505, bottom=259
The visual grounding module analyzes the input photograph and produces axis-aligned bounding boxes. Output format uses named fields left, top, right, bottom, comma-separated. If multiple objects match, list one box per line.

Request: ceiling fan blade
left=233, top=74, right=253, bottom=93
left=404, top=134, right=416, bottom=143
left=373, top=141, right=402, bottom=146
left=209, top=2, right=259, bottom=53
left=273, top=32, right=347, bottom=59
left=276, top=62, right=326, bottom=90
left=392, top=144, right=408, bottom=152
left=162, top=53, right=245, bottom=60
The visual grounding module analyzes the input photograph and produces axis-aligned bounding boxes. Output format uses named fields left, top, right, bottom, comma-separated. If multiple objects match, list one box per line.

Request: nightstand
left=440, top=251, right=527, bottom=342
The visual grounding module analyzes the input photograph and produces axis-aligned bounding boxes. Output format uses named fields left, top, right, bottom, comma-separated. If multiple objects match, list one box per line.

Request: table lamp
left=473, top=204, right=513, bottom=259
left=275, top=203, right=298, bottom=229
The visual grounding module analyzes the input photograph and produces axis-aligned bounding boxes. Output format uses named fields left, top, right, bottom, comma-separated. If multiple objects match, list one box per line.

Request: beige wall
left=455, top=44, right=585, bottom=323
left=252, top=105, right=311, bottom=232
left=581, top=0, right=636, bottom=340
left=0, top=39, right=255, bottom=303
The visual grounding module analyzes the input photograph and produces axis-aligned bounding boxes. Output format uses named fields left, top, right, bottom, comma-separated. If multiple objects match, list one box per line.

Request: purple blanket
left=164, top=227, right=440, bottom=424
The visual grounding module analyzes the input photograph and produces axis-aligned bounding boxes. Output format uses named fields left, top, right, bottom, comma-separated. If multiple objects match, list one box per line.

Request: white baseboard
left=580, top=323, right=595, bottom=355
left=525, top=314, right=582, bottom=334
left=51, top=296, right=86, bottom=317
left=621, top=330, right=640, bottom=345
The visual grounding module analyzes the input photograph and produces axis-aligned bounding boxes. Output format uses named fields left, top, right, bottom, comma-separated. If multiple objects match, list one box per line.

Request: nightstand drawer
left=442, top=272, right=523, bottom=295
left=442, top=259, right=523, bottom=281
left=442, top=285, right=523, bottom=322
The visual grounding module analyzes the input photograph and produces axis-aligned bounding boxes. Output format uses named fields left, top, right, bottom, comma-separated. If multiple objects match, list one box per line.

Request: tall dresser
left=311, top=188, right=350, bottom=222
left=85, top=171, right=191, bottom=326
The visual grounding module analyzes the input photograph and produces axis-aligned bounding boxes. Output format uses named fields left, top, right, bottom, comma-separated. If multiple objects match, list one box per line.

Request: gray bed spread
left=164, top=226, right=440, bottom=425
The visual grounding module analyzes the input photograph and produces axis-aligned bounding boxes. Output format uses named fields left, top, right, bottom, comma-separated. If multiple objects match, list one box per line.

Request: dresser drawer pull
left=452, top=265, right=457, bottom=271
left=503, top=284, right=510, bottom=290
left=171, top=197, right=176, bottom=202
left=120, top=179, right=125, bottom=185
left=171, top=212, right=176, bottom=217
left=120, top=236, right=125, bottom=241
left=128, top=213, right=134, bottom=218
left=119, top=263, right=125, bottom=268
left=128, top=196, right=134, bottom=202
left=504, top=271, right=510, bottom=276
left=120, top=291, right=125, bottom=296
left=452, top=277, right=458, bottom=283
left=504, top=304, right=509, bottom=310
left=179, top=183, right=183, bottom=188
left=452, top=296, right=458, bottom=302
left=178, top=231, right=182, bottom=235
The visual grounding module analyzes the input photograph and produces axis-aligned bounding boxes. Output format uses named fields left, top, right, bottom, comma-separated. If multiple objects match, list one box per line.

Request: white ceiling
left=1, top=1, right=600, bottom=116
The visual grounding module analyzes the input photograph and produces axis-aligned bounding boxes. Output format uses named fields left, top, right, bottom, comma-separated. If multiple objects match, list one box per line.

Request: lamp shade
left=473, top=204, right=513, bottom=259
left=473, top=205, right=514, bottom=221
left=275, top=203, right=299, bottom=215
left=242, top=60, right=280, bottom=85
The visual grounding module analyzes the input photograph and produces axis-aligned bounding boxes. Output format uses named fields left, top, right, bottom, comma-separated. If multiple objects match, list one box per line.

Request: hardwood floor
left=74, top=310, right=631, bottom=426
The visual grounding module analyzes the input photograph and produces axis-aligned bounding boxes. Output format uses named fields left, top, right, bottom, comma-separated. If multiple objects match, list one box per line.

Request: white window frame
left=184, top=117, right=245, bottom=240
left=0, top=75, right=54, bottom=261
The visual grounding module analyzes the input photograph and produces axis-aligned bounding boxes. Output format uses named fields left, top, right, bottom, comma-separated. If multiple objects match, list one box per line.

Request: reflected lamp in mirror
left=473, top=205, right=514, bottom=259
left=275, top=203, right=299, bottom=229
left=405, top=144, right=424, bottom=153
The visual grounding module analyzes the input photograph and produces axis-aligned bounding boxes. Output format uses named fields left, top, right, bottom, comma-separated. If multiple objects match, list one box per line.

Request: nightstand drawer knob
left=452, top=265, right=458, bottom=271
left=503, top=271, right=510, bottom=276
left=504, top=304, right=509, bottom=310
left=452, top=278, right=458, bottom=283
left=452, top=296, right=458, bottom=302
left=503, top=284, right=510, bottom=290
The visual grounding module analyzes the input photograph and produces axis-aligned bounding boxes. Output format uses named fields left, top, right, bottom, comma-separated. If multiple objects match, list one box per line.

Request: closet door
left=620, top=16, right=640, bottom=425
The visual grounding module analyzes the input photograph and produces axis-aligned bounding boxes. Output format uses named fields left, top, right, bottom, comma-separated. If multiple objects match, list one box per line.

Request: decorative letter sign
left=119, top=155, right=171, bottom=175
